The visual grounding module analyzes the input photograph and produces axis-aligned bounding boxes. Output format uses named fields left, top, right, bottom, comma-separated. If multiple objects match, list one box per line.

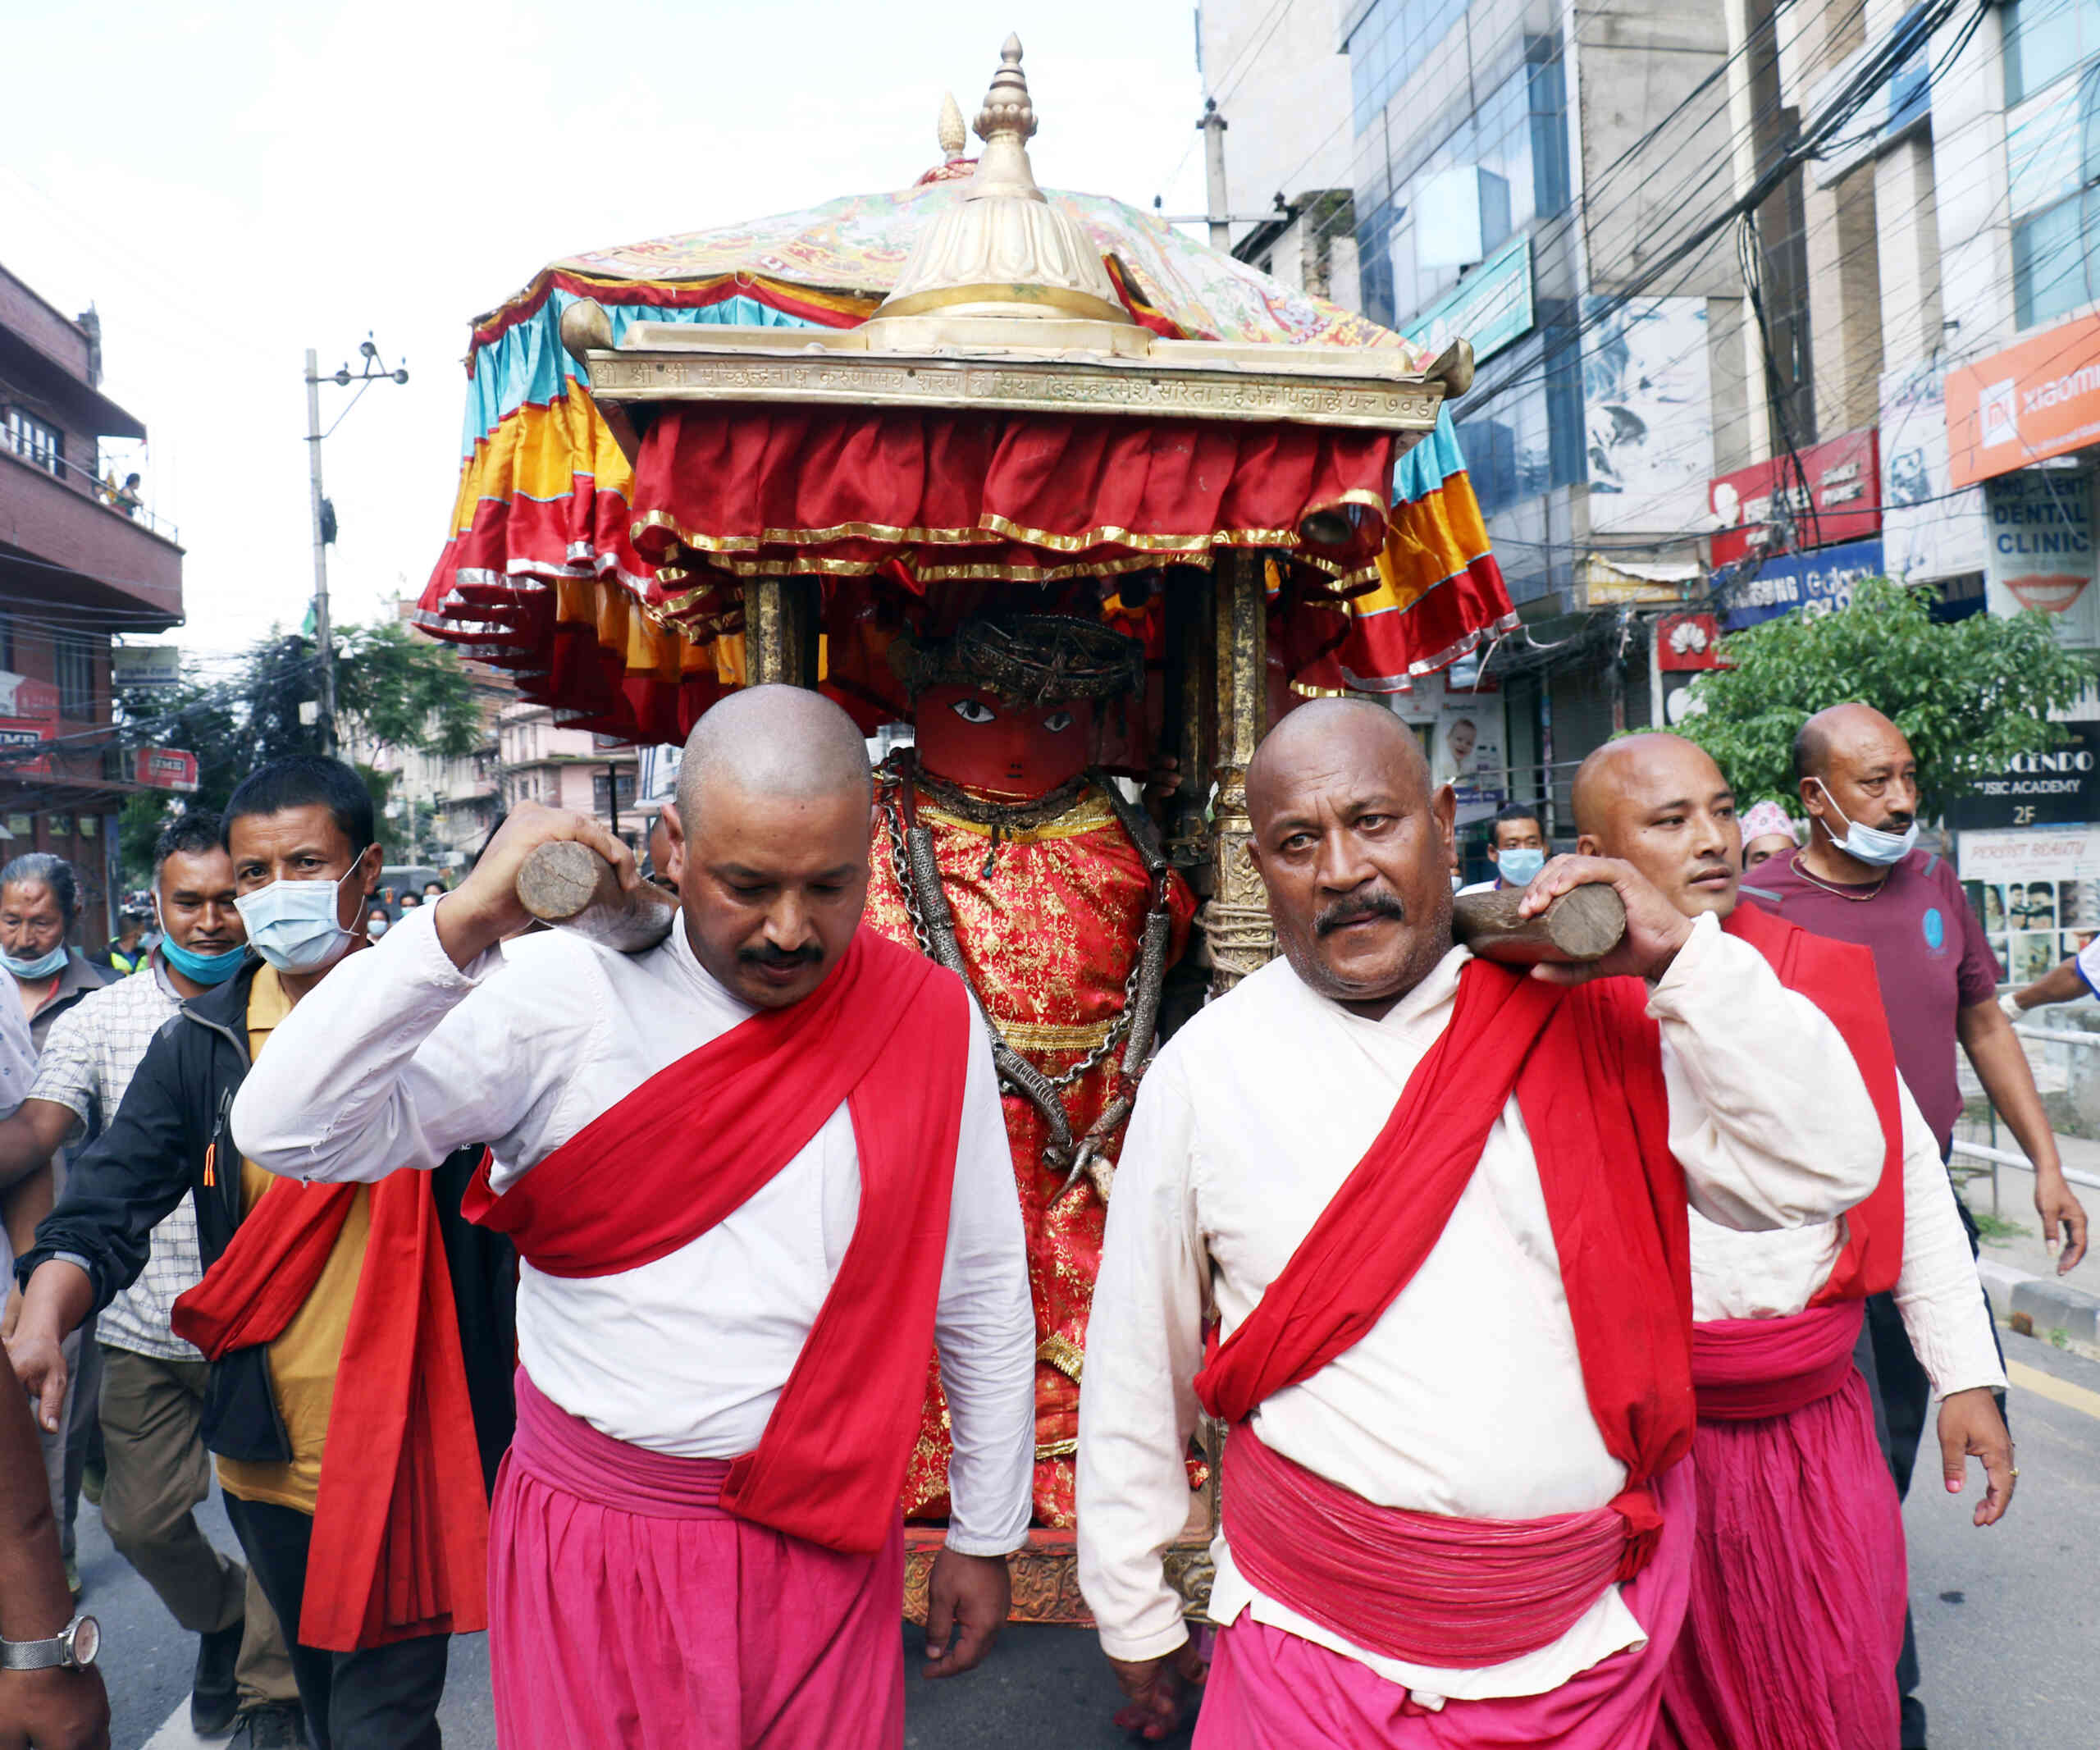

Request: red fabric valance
left=627, top=404, right=1396, bottom=607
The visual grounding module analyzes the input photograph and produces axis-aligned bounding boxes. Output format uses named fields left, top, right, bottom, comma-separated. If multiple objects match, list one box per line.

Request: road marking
left=140, top=1697, right=217, bottom=1749
left=2010, top=1359, right=2100, bottom=1422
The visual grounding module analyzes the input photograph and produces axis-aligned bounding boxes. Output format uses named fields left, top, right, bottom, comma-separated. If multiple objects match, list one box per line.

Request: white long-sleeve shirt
left=1690, top=1072, right=2006, bottom=1395
left=1075, top=912, right=1887, bottom=1702
left=229, top=902, right=1037, bottom=1556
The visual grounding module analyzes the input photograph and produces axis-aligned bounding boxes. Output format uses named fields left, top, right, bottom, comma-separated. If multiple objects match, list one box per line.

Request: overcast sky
left=3, top=1, right=1208, bottom=660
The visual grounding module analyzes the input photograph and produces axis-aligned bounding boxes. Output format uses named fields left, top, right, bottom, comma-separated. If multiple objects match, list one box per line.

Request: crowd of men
left=0, top=688, right=2084, bottom=1750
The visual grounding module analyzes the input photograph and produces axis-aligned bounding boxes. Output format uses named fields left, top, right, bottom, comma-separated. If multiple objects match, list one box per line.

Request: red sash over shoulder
left=463, top=927, right=974, bottom=1556
left=1194, top=961, right=1693, bottom=1577
left=173, top=1173, right=489, bottom=1652
left=1723, top=902, right=1904, bottom=1302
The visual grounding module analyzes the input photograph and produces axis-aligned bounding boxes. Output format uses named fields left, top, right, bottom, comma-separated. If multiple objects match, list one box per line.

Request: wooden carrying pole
left=1451, top=883, right=1625, bottom=965
left=516, top=841, right=676, bottom=953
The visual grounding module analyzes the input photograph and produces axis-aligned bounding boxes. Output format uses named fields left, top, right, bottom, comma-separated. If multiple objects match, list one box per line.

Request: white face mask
left=1812, top=779, right=1920, bottom=868
left=232, top=870, right=363, bottom=972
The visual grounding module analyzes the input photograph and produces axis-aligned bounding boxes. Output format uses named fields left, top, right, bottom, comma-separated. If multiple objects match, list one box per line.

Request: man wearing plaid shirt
left=0, top=814, right=302, bottom=1746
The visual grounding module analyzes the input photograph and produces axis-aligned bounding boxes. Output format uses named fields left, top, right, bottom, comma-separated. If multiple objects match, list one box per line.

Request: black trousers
left=1859, top=1190, right=2010, bottom=1750
left=222, top=1494, right=450, bottom=1750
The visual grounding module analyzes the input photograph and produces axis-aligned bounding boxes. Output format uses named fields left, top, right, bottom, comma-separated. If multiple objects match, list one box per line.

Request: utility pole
left=304, top=339, right=409, bottom=757
left=1198, top=98, right=1231, bottom=252
left=304, top=350, right=335, bottom=755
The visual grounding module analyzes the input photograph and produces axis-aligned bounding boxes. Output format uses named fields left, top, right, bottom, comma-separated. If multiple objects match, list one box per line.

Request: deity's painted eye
left=1043, top=711, right=1075, bottom=733
left=949, top=698, right=997, bottom=724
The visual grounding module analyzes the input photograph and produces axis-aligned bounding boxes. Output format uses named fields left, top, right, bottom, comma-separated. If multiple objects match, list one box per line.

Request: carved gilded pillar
left=744, top=578, right=814, bottom=687
left=1203, top=549, right=1273, bottom=996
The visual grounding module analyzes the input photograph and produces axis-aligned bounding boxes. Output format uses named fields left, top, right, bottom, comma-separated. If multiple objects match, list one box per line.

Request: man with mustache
left=225, top=685, right=1036, bottom=1749
left=1075, top=698, right=1888, bottom=1748
left=1746, top=701, right=2085, bottom=1749
left=1571, top=733, right=2011, bottom=1750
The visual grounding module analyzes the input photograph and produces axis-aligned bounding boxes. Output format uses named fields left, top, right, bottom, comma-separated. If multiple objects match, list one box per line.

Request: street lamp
left=304, top=336, right=409, bottom=756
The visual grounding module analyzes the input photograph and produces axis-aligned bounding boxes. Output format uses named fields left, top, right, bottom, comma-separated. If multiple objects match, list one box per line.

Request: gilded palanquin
left=417, top=37, right=1516, bottom=1625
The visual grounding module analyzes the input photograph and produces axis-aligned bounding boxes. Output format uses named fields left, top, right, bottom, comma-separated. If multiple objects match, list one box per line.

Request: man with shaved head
left=1744, top=701, right=2084, bottom=1748
left=1574, top=733, right=2010, bottom=1750
left=1077, top=697, right=1890, bottom=1748
left=227, top=685, right=1037, bottom=1748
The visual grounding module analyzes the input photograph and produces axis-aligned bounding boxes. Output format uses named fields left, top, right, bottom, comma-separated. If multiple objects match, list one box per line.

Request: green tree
left=1674, top=578, right=2096, bottom=818
left=115, top=622, right=483, bottom=884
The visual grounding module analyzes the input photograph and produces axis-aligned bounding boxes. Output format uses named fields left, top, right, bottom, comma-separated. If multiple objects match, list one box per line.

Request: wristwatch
left=1, top=1615, right=100, bottom=1670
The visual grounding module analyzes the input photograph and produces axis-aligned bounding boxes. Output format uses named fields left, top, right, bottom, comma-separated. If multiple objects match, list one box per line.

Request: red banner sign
left=1947, top=312, right=2100, bottom=489
left=134, top=747, right=199, bottom=792
left=1657, top=612, right=1728, bottom=670
left=1709, top=428, right=1882, bottom=567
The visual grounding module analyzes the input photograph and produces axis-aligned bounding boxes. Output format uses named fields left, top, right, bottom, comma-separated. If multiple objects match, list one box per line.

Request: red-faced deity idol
left=866, top=615, right=1194, bottom=1528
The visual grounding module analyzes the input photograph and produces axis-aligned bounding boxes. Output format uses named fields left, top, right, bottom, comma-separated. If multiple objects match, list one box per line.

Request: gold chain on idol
left=880, top=749, right=1172, bottom=1197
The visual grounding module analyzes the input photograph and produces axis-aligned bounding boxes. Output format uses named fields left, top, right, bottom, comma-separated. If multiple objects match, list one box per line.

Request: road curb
left=1978, top=1258, right=2100, bottom=1362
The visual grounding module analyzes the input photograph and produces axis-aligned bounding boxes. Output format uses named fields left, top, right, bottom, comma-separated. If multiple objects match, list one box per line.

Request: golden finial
left=975, top=34, right=1038, bottom=147
left=937, top=92, right=967, bottom=160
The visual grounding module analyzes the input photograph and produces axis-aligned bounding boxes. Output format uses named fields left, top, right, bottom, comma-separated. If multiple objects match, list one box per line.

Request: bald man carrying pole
left=1076, top=698, right=1890, bottom=1749
left=229, top=687, right=1037, bottom=1750
left=1572, top=733, right=2011, bottom=1750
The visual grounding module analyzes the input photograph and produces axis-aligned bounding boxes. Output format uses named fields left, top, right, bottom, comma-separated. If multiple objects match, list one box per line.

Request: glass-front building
left=1343, top=0, right=1586, bottom=602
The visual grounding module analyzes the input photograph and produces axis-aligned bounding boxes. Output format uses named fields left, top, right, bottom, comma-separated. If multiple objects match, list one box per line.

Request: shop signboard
left=1959, top=823, right=2100, bottom=982
left=112, top=646, right=181, bottom=688
left=1657, top=612, right=1726, bottom=670
left=0, top=678, right=59, bottom=780
left=1402, top=235, right=1534, bottom=367
left=1983, top=468, right=2099, bottom=647
left=1947, top=311, right=2100, bottom=488
left=1710, top=428, right=1883, bottom=567
left=1717, top=536, right=1884, bottom=631
left=134, top=747, right=199, bottom=793
left=1950, top=724, right=2100, bottom=831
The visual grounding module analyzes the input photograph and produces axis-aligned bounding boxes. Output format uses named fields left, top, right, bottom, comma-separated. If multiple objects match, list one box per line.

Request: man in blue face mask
left=1455, top=801, right=1548, bottom=897
left=0, top=813, right=304, bottom=1741
left=1743, top=700, right=2089, bottom=1750
left=10, top=756, right=519, bottom=1750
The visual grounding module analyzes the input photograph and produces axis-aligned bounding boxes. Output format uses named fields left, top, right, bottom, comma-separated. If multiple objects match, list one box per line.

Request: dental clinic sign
left=1984, top=469, right=2099, bottom=648
left=1947, top=311, right=2100, bottom=487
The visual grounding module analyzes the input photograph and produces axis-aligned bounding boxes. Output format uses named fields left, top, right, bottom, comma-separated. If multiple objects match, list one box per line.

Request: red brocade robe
left=867, top=779, right=1194, bottom=1527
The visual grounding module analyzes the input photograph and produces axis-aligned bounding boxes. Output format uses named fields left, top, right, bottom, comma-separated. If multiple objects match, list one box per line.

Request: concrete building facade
left=0, top=261, right=183, bottom=944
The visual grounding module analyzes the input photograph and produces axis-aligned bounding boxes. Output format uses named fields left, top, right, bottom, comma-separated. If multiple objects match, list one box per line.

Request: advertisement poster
left=1959, top=824, right=2100, bottom=981
left=1879, top=360, right=1987, bottom=582
left=1582, top=298, right=1714, bottom=534
left=1433, top=679, right=1506, bottom=827
left=1983, top=468, right=2099, bottom=647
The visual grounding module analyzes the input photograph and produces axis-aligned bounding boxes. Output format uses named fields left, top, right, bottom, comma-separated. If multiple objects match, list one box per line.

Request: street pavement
left=82, top=1322, right=2100, bottom=1749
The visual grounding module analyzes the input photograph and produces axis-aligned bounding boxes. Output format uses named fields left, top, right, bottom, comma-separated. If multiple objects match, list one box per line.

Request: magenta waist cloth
left=1222, top=1421, right=1652, bottom=1670
left=1655, top=1360, right=1905, bottom=1750
left=510, top=1365, right=737, bottom=1519
left=491, top=1368, right=907, bottom=1750
left=1197, top=1459, right=1696, bottom=1750
left=1689, top=1300, right=1865, bottom=1423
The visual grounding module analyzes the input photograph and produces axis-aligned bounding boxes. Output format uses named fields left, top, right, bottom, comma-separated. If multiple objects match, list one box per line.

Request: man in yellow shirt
left=10, top=756, right=516, bottom=1750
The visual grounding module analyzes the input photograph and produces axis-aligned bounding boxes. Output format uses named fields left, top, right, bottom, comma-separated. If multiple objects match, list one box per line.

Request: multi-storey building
left=0, top=261, right=183, bottom=944
left=496, top=701, right=641, bottom=852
